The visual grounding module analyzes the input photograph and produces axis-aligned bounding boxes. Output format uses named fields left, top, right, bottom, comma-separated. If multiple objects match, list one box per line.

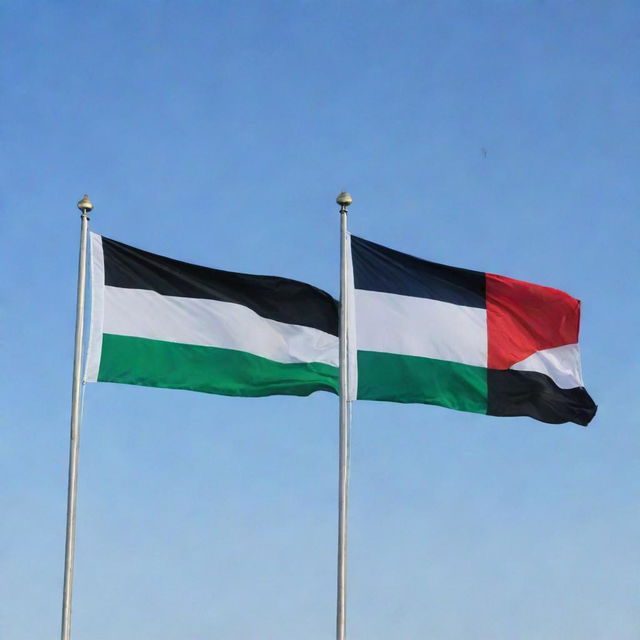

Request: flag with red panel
left=349, top=235, right=597, bottom=426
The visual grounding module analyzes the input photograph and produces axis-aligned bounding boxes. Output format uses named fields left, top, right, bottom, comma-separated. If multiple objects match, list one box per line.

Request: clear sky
left=1, top=1, right=638, bottom=638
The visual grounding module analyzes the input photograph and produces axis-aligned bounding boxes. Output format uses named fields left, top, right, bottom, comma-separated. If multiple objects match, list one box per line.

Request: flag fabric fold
left=348, top=234, right=596, bottom=426
left=85, top=233, right=340, bottom=397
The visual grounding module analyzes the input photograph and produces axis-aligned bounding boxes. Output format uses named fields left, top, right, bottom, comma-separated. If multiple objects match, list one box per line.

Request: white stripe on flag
left=102, top=286, right=339, bottom=367
left=354, top=289, right=487, bottom=367
left=510, top=343, right=584, bottom=389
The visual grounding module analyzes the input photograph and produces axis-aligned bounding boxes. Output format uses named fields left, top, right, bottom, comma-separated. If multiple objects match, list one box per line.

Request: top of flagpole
left=336, top=192, right=353, bottom=210
left=77, top=194, right=93, bottom=214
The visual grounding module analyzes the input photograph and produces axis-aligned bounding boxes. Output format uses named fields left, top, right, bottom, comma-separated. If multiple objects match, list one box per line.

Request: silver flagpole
left=336, top=191, right=352, bottom=640
left=60, top=194, right=93, bottom=640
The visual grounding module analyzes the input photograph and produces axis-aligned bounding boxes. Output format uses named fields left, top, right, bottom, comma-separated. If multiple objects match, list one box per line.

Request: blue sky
left=1, top=1, right=639, bottom=638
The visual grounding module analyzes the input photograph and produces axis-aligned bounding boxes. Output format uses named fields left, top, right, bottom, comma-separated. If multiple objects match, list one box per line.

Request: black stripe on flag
left=351, top=235, right=486, bottom=308
left=487, top=369, right=597, bottom=426
left=101, top=236, right=339, bottom=336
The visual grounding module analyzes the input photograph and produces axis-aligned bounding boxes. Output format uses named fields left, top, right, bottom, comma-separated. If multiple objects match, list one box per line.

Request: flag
left=85, top=234, right=339, bottom=397
left=348, top=235, right=597, bottom=426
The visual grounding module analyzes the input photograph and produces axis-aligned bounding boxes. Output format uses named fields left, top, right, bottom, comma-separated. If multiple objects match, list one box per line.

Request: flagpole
left=60, top=194, right=92, bottom=640
left=336, top=191, right=353, bottom=640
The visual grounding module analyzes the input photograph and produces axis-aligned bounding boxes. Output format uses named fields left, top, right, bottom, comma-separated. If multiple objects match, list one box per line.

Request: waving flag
left=85, top=234, right=339, bottom=397
left=349, top=235, right=596, bottom=425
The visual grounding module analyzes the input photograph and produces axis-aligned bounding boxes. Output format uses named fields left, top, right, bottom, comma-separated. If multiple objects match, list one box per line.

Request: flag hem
left=84, top=233, right=105, bottom=382
left=346, top=232, right=358, bottom=401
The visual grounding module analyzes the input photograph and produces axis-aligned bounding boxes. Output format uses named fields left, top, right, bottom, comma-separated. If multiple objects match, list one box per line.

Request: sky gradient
left=1, top=2, right=639, bottom=638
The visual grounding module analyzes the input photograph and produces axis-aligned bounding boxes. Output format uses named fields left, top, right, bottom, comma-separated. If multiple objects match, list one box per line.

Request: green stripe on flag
left=98, top=333, right=339, bottom=397
left=357, top=350, right=488, bottom=414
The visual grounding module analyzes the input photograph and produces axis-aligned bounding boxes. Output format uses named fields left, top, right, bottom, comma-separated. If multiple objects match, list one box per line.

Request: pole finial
left=336, top=192, right=353, bottom=209
left=77, top=194, right=93, bottom=213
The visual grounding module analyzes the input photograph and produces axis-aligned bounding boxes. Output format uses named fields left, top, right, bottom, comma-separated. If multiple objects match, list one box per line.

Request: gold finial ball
left=77, top=194, right=93, bottom=212
left=336, top=192, right=353, bottom=207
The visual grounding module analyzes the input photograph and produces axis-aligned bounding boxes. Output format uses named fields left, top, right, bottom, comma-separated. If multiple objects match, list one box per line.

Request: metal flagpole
left=336, top=191, right=353, bottom=640
left=60, top=194, right=93, bottom=640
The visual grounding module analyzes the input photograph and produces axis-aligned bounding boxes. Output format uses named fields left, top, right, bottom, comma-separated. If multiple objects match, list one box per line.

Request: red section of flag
left=486, top=273, right=580, bottom=370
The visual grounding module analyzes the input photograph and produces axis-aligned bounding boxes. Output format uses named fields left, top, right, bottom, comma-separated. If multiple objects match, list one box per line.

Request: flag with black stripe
left=349, top=235, right=597, bottom=426
left=85, top=234, right=339, bottom=397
